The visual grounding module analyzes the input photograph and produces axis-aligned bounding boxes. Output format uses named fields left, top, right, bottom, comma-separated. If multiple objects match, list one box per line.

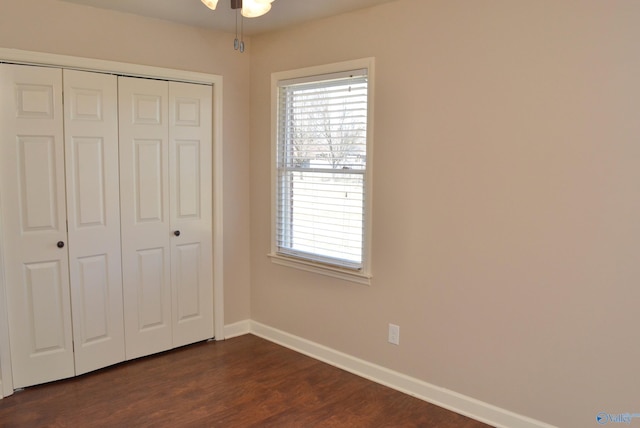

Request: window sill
left=268, top=253, right=372, bottom=286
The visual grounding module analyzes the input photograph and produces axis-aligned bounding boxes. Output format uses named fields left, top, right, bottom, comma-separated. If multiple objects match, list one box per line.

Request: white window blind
left=276, top=69, right=369, bottom=270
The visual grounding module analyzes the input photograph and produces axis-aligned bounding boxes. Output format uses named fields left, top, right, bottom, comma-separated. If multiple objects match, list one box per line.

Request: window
left=271, top=59, right=373, bottom=284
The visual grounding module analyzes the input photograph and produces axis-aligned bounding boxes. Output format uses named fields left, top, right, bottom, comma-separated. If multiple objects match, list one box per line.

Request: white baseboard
left=224, top=320, right=556, bottom=428
left=223, top=319, right=251, bottom=339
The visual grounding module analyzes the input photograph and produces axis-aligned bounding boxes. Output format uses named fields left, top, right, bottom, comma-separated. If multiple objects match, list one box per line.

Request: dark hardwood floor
left=0, top=335, right=493, bottom=427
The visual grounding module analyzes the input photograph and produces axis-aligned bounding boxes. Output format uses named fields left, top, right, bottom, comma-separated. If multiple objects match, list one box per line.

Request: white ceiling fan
left=201, top=0, right=276, bottom=18
left=201, top=0, right=276, bottom=52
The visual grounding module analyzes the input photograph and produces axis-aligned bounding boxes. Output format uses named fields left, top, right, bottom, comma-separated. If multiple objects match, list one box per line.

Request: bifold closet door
left=169, top=81, right=213, bottom=348
left=0, top=64, right=74, bottom=388
left=63, top=70, right=125, bottom=375
left=1, top=65, right=212, bottom=388
left=119, top=77, right=173, bottom=360
left=119, top=77, right=213, bottom=360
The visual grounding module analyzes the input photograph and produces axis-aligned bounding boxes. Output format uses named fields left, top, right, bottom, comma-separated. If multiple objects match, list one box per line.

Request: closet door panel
left=135, top=139, right=164, bottom=222
left=23, top=261, right=68, bottom=351
left=169, top=82, right=213, bottom=346
left=119, top=77, right=172, bottom=360
left=18, top=136, right=59, bottom=232
left=0, top=64, right=75, bottom=388
left=63, top=70, right=125, bottom=375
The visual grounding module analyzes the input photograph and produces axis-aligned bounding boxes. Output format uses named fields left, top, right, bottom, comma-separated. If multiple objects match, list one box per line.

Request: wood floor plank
left=0, top=335, right=493, bottom=427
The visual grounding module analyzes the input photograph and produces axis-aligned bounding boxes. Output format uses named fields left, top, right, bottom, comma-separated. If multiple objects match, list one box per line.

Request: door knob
left=174, top=230, right=181, bottom=237
left=57, top=241, right=65, bottom=248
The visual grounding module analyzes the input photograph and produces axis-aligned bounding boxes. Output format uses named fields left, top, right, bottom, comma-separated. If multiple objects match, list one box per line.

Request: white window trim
left=270, top=58, right=375, bottom=285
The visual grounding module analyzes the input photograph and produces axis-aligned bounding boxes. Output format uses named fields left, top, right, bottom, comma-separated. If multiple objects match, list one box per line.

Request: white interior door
left=0, top=64, right=75, bottom=388
left=63, top=69, right=125, bottom=375
left=169, top=82, right=213, bottom=347
left=119, top=76, right=172, bottom=360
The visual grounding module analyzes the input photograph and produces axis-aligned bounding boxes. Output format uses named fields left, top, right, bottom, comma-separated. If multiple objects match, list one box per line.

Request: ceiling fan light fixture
left=203, top=0, right=276, bottom=52
left=241, top=0, right=274, bottom=18
left=201, top=0, right=219, bottom=10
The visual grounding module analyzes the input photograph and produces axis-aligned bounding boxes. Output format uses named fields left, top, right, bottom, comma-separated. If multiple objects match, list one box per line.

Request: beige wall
left=249, top=1, right=640, bottom=427
left=3, top=0, right=640, bottom=426
left=0, top=0, right=252, bottom=325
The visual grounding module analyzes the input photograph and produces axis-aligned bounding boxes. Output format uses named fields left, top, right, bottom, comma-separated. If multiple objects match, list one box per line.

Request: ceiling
left=59, top=0, right=397, bottom=36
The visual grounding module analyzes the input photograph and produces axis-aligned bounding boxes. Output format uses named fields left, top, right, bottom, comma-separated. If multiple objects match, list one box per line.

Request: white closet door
left=118, top=76, right=172, bottom=360
left=169, top=82, right=213, bottom=347
left=63, top=70, right=125, bottom=375
left=0, top=64, right=74, bottom=388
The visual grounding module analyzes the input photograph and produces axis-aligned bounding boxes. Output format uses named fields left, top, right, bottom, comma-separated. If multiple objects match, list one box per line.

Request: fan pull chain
left=233, top=7, right=246, bottom=53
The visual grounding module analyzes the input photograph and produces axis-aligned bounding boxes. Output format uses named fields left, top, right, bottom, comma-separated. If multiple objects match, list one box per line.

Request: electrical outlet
left=388, top=323, right=400, bottom=345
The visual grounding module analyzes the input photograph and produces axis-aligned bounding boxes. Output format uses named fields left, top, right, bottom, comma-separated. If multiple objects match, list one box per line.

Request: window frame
left=269, top=58, right=374, bottom=285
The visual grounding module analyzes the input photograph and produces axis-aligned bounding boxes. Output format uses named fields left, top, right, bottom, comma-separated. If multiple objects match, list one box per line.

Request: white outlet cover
left=388, top=323, right=400, bottom=345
